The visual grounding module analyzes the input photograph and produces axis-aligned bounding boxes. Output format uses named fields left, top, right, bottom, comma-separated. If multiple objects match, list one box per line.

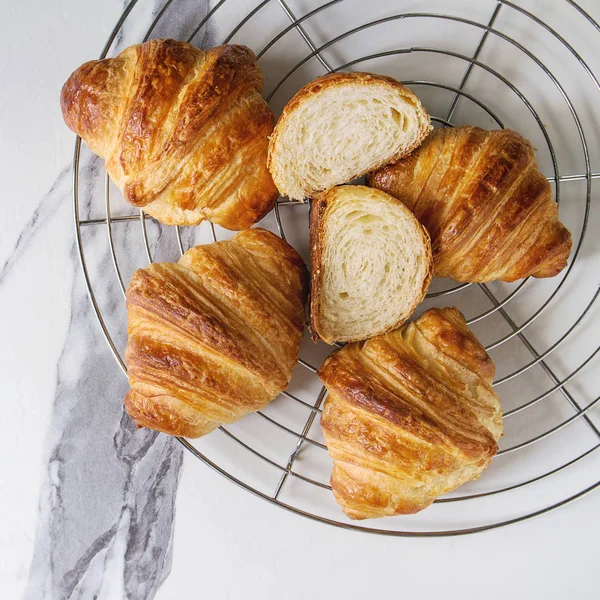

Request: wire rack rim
left=72, top=0, right=600, bottom=537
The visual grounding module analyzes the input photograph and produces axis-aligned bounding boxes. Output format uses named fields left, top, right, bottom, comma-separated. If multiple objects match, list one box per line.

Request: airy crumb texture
left=268, top=72, right=431, bottom=200
left=310, top=185, right=433, bottom=344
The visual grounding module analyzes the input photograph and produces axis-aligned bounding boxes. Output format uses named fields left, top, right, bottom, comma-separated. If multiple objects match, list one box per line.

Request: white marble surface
left=1, top=0, right=600, bottom=598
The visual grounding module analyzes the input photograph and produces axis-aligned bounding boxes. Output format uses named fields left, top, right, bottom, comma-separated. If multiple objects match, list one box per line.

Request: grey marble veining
left=19, top=1, right=214, bottom=597
left=0, top=165, right=71, bottom=287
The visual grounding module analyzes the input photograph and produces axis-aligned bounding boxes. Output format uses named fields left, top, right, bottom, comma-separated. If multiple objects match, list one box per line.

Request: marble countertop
left=2, top=0, right=600, bottom=598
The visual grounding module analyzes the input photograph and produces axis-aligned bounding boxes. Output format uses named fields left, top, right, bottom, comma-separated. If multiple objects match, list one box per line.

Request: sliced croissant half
left=268, top=72, right=431, bottom=201
left=368, top=126, right=572, bottom=282
left=310, top=185, right=432, bottom=344
left=319, top=307, right=503, bottom=519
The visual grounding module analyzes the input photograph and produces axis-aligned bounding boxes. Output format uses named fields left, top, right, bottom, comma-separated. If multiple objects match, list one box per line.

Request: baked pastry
left=319, top=307, right=502, bottom=519
left=268, top=72, right=431, bottom=201
left=310, top=185, right=432, bottom=344
left=368, top=126, right=572, bottom=282
left=124, top=228, right=308, bottom=438
left=61, top=39, right=278, bottom=229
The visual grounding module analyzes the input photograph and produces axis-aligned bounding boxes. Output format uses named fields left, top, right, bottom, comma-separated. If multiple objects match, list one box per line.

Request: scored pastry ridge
left=318, top=307, right=502, bottom=519
left=61, top=39, right=278, bottom=229
left=124, top=228, right=308, bottom=438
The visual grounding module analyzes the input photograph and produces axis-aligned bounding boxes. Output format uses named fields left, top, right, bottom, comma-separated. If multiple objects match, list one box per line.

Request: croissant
left=368, top=126, right=572, bottom=282
left=61, top=39, right=278, bottom=229
left=319, top=307, right=502, bottom=519
left=268, top=72, right=431, bottom=201
left=125, top=228, right=308, bottom=438
left=310, top=185, right=432, bottom=344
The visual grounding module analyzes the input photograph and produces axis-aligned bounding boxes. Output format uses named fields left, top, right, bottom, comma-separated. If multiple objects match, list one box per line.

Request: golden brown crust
left=61, top=40, right=278, bottom=229
left=124, top=228, right=308, bottom=438
left=318, top=307, right=502, bottom=519
left=267, top=72, right=431, bottom=199
left=308, top=186, right=433, bottom=344
left=368, top=126, right=572, bottom=282
left=308, top=194, right=327, bottom=343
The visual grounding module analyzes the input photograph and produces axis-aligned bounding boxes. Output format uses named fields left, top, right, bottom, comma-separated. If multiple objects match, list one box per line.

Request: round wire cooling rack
left=73, top=0, right=600, bottom=535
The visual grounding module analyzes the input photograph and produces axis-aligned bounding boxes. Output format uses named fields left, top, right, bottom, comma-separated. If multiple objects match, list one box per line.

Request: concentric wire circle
left=73, top=0, right=600, bottom=535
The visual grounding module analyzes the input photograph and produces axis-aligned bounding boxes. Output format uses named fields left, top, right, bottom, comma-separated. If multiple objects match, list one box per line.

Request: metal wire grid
left=72, top=0, right=600, bottom=535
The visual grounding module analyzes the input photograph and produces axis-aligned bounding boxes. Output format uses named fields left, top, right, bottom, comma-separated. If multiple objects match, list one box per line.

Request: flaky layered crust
left=318, top=307, right=502, bottom=519
left=124, top=228, right=308, bottom=438
left=368, top=126, right=572, bottom=282
left=309, top=192, right=332, bottom=341
left=61, top=39, right=278, bottom=229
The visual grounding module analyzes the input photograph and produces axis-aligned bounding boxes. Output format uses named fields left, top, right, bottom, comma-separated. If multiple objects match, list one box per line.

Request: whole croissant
left=319, top=307, right=502, bottom=519
left=368, top=126, right=572, bottom=282
left=61, top=39, right=278, bottom=229
left=125, top=228, right=308, bottom=438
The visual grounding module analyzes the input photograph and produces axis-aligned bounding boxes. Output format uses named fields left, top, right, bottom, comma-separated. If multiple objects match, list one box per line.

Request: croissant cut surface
left=368, top=126, right=572, bottom=282
left=310, top=185, right=432, bottom=344
left=319, top=307, right=502, bottom=519
left=61, top=39, right=278, bottom=229
left=125, top=228, right=308, bottom=438
left=268, top=72, right=431, bottom=201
